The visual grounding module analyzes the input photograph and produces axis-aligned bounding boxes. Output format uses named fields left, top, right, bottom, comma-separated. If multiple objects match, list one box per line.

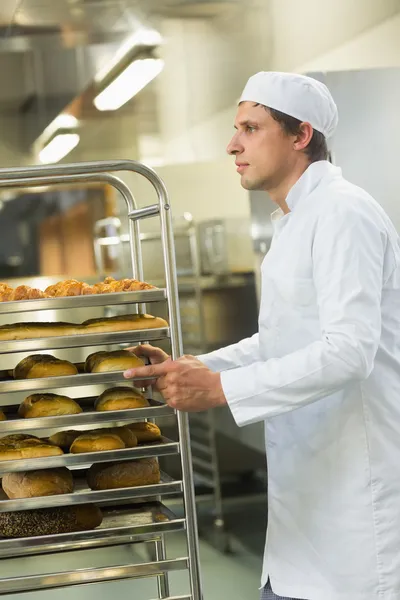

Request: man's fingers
left=123, top=360, right=172, bottom=380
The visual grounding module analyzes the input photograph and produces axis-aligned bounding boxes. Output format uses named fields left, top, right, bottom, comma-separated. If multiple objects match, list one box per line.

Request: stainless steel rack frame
left=0, top=160, right=203, bottom=599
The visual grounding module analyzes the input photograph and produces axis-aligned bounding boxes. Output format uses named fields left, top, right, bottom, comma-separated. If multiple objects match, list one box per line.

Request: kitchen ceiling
left=0, top=0, right=239, bottom=151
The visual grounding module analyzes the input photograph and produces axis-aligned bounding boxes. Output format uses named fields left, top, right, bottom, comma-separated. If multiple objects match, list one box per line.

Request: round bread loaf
left=99, top=426, right=137, bottom=448
left=14, top=355, right=78, bottom=379
left=18, top=393, right=82, bottom=418
left=126, top=422, right=162, bottom=443
left=0, top=504, right=103, bottom=537
left=48, top=430, right=81, bottom=451
left=2, top=468, right=73, bottom=499
left=87, top=457, right=160, bottom=490
left=70, top=432, right=125, bottom=454
left=95, top=386, right=149, bottom=411
left=85, top=350, right=144, bottom=374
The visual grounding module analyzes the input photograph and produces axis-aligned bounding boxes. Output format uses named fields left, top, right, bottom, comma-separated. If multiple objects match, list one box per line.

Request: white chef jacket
left=198, top=160, right=400, bottom=600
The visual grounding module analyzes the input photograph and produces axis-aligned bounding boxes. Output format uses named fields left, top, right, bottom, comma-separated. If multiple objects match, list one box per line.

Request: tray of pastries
left=0, top=277, right=166, bottom=314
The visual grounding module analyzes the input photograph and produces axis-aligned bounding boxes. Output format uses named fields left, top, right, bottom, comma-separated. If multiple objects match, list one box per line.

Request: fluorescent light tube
left=39, top=133, right=80, bottom=164
left=94, top=58, right=164, bottom=111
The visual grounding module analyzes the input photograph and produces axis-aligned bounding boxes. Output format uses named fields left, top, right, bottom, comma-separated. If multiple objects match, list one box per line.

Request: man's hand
left=123, top=355, right=227, bottom=412
left=126, top=344, right=170, bottom=387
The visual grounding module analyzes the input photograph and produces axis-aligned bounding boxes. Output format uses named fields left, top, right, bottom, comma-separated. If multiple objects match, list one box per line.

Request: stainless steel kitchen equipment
left=0, top=160, right=203, bottom=599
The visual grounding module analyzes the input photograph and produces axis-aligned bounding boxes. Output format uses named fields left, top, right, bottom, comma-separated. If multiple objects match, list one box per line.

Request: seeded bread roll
left=82, top=314, right=168, bottom=333
left=0, top=505, right=103, bottom=537
left=85, top=350, right=144, bottom=374
left=18, top=393, right=82, bottom=418
left=95, top=386, right=149, bottom=411
left=0, top=434, right=39, bottom=446
left=14, top=355, right=78, bottom=379
left=2, top=468, right=74, bottom=499
left=87, top=457, right=160, bottom=490
left=70, top=432, right=125, bottom=454
left=0, top=437, right=63, bottom=461
left=126, top=422, right=162, bottom=443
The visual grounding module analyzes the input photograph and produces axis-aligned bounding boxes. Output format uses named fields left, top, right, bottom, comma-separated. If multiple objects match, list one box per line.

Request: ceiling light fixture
left=93, top=57, right=164, bottom=112
left=38, top=132, right=80, bottom=164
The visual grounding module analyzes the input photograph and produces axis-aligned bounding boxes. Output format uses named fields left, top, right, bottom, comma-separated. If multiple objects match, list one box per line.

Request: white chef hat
left=239, top=71, right=338, bottom=139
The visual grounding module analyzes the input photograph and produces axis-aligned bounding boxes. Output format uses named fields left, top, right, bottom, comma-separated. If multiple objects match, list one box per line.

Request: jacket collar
left=285, top=160, right=341, bottom=212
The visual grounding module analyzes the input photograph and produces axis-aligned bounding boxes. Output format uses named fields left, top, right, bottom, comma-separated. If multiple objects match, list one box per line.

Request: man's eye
left=247, top=126, right=256, bottom=133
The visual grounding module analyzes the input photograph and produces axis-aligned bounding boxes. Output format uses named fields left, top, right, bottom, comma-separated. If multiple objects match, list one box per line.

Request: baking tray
left=0, top=327, right=170, bottom=354
left=0, top=473, right=182, bottom=512
left=0, top=289, right=167, bottom=315
left=0, top=502, right=185, bottom=558
left=0, top=370, right=155, bottom=394
left=0, top=558, right=189, bottom=594
left=0, top=437, right=179, bottom=474
left=0, top=397, right=173, bottom=433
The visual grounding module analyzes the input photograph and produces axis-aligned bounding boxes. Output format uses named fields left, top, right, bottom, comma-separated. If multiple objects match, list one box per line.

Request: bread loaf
left=70, top=432, right=125, bottom=454
left=98, top=426, right=138, bottom=448
left=0, top=322, right=78, bottom=341
left=87, top=457, right=160, bottom=490
left=0, top=436, right=63, bottom=461
left=0, top=505, right=103, bottom=537
left=18, top=393, right=82, bottom=418
left=14, top=355, right=78, bottom=379
left=0, top=433, right=39, bottom=446
left=95, top=386, right=149, bottom=411
left=48, top=430, right=81, bottom=451
left=126, top=422, right=162, bottom=443
left=2, top=468, right=73, bottom=499
left=82, top=314, right=168, bottom=333
left=85, top=350, right=144, bottom=374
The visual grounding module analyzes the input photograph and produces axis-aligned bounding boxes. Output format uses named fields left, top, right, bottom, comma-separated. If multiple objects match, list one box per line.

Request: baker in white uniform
left=124, top=72, right=400, bottom=600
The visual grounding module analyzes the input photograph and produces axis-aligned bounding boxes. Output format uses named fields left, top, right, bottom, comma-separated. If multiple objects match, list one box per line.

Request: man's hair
left=257, top=104, right=329, bottom=162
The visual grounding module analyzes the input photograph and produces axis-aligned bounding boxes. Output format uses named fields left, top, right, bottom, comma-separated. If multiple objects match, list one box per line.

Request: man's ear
left=293, top=122, right=314, bottom=151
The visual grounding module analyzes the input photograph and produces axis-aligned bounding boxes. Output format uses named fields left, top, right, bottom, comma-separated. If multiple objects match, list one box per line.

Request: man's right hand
left=126, top=344, right=170, bottom=387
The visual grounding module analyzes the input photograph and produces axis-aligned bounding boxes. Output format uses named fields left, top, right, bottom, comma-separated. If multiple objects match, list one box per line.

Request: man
left=124, top=72, right=400, bottom=600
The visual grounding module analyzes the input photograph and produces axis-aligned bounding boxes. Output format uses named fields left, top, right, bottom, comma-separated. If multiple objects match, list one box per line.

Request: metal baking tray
left=0, top=473, right=183, bottom=512
left=0, top=502, right=185, bottom=558
left=0, top=327, right=170, bottom=354
left=0, top=437, right=179, bottom=474
left=0, top=558, right=189, bottom=594
left=0, top=398, right=174, bottom=433
left=0, top=370, right=155, bottom=394
left=0, top=289, right=167, bottom=315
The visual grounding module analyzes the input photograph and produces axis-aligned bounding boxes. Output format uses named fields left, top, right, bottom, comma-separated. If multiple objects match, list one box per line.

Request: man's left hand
left=124, top=355, right=227, bottom=412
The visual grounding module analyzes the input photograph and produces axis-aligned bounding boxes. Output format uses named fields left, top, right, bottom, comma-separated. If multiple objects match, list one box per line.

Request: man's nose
left=226, top=132, right=242, bottom=155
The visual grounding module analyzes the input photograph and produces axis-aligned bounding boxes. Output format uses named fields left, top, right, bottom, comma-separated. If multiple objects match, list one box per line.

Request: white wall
left=297, top=12, right=400, bottom=73
left=269, top=0, right=400, bottom=72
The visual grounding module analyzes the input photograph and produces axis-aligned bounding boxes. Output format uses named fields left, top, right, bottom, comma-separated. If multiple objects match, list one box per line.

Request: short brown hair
left=257, top=104, right=328, bottom=162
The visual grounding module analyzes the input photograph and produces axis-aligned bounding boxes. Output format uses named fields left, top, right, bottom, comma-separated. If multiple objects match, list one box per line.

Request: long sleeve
left=197, top=332, right=260, bottom=372
left=221, top=204, right=389, bottom=427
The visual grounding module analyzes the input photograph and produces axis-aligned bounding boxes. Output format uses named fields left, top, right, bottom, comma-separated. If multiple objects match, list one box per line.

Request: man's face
left=227, top=102, right=296, bottom=191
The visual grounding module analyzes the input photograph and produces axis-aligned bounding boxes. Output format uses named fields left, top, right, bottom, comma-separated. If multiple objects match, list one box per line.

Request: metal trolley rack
left=0, top=160, right=203, bottom=599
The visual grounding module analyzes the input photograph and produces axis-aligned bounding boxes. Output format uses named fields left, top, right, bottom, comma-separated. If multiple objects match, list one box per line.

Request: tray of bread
left=0, top=350, right=162, bottom=394
left=0, top=394, right=173, bottom=434
left=0, top=462, right=182, bottom=513
left=0, top=501, right=185, bottom=558
left=0, top=277, right=166, bottom=314
left=0, top=314, right=169, bottom=354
